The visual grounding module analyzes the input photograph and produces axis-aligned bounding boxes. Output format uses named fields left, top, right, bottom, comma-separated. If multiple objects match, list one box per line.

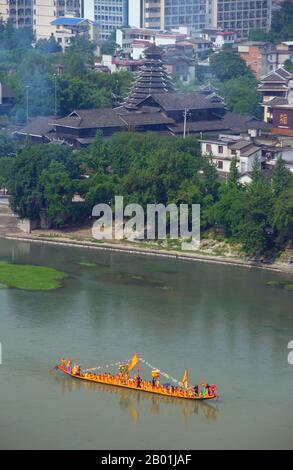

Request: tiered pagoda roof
left=124, top=44, right=174, bottom=109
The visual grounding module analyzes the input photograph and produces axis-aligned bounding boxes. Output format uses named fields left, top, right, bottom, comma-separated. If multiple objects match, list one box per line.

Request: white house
left=51, top=17, right=99, bottom=52
left=200, top=29, right=236, bottom=50
left=200, top=137, right=262, bottom=177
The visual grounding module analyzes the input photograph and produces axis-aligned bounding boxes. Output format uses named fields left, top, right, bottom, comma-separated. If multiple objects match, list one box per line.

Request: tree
left=88, top=130, right=108, bottom=173
left=209, top=50, right=252, bottom=81
left=251, top=156, right=262, bottom=184
left=248, top=28, right=271, bottom=42
left=209, top=184, right=246, bottom=238
left=273, top=187, right=293, bottom=244
left=7, top=145, right=81, bottom=223
left=227, top=156, right=240, bottom=188
left=217, top=75, right=261, bottom=117
left=40, top=160, right=75, bottom=227
left=239, top=180, right=274, bottom=257
left=272, top=157, right=292, bottom=197
left=35, top=37, right=62, bottom=54
left=0, top=132, right=16, bottom=157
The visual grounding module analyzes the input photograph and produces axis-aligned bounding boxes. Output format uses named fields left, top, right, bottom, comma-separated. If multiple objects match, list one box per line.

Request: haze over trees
left=0, top=22, right=132, bottom=123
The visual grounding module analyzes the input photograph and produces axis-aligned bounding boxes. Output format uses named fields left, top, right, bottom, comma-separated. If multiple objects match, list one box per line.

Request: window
left=279, top=113, right=288, bottom=126
left=218, top=145, right=224, bottom=153
left=206, top=143, right=212, bottom=152
left=217, top=160, right=223, bottom=169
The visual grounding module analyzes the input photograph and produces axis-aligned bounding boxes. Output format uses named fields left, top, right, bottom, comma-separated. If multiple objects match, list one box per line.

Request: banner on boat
left=128, top=354, right=139, bottom=373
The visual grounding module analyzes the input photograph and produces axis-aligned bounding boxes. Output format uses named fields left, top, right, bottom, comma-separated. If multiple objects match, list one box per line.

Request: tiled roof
left=169, top=113, right=271, bottom=134
left=147, top=91, right=224, bottom=111
left=266, top=97, right=289, bottom=106
left=261, top=67, right=293, bottom=83
left=15, top=116, right=55, bottom=137
left=52, top=109, right=124, bottom=129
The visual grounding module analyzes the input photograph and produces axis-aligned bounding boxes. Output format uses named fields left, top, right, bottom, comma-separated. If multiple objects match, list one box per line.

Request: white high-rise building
left=84, top=0, right=143, bottom=40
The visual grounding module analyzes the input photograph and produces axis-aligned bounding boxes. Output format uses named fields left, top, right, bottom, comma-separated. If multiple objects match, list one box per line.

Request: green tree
left=273, top=187, right=293, bottom=244
left=272, top=156, right=292, bottom=196
left=227, top=156, right=240, bottom=188
left=7, top=145, right=81, bottom=223
left=210, top=50, right=252, bottom=81
left=40, top=160, right=75, bottom=226
left=35, top=37, right=62, bottom=54
left=239, top=180, right=274, bottom=257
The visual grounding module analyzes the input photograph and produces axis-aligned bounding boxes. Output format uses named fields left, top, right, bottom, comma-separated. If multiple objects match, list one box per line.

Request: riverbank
left=4, top=231, right=293, bottom=275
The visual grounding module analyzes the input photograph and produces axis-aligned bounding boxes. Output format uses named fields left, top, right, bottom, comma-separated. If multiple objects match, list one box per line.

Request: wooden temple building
left=15, top=45, right=270, bottom=147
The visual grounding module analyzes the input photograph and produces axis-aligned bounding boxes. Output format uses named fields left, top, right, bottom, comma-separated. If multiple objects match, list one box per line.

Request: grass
left=0, top=261, right=67, bottom=291
left=267, top=280, right=293, bottom=291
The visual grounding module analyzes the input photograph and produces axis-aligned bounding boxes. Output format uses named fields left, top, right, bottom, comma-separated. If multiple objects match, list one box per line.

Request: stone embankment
left=0, top=197, right=21, bottom=236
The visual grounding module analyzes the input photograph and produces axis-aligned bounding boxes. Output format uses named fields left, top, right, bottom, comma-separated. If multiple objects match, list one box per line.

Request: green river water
left=0, top=238, right=293, bottom=449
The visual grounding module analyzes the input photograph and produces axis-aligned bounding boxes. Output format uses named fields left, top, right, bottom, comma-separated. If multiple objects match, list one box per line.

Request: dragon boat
left=56, top=354, right=218, bottom=401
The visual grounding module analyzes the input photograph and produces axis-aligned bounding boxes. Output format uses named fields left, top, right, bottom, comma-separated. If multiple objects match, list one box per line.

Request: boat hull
left=57, top=366, right=217, bottom=401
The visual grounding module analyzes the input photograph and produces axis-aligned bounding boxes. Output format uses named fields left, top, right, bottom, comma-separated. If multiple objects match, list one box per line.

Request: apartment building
left=0, top=0, right=33, bottom=27
left=163, top=0, right=208, bottom=32
left=142, top=0, right=272, bottom=38
left=144, top=0, right=164, bottom=29
left=0, top=1, right=82, bottom=39
left=84, top=0, right=143, bottom=40
left=210, top=0, right=272, bottom=39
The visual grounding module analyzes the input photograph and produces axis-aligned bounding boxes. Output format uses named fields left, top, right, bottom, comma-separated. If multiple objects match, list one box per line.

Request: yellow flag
left=128, top=354, right=139, bottom=373
left=182, top=369, right=188, bottom=388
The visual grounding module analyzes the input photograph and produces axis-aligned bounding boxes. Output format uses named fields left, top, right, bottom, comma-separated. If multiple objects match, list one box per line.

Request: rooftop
left=145, top=91, right=224, bottom=112
left=15, top=116, right=56, bottom=137
left=52, top=109, right=124, bottom=129
left=51, top=17, right=96, bottom=26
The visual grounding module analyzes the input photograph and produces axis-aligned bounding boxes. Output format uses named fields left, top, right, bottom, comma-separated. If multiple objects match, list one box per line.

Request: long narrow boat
left=56, top=356, right=218, bottom=401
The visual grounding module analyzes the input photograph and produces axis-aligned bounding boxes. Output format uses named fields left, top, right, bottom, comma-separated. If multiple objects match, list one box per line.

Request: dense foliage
left=2, top=132, right=293, bottom=258
left=208, top=49, right=262, bottom=118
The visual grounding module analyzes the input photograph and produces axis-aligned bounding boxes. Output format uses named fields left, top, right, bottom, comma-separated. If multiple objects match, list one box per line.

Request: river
left=0, top=238, right=292, bottom=449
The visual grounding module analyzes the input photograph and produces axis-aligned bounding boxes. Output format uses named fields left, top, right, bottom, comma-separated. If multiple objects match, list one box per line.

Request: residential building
left=84, top=0, right=143, bottom=40
left=275, top=42, right=293, bottom=67
left=258, top=68, right=293, bottom=122
left=163, top=0, right=208, bottom=33
left=271, top=103, right=293, bottom=136
left=200, top=135, right=262, bottom=177
left=238, top=40, right=293, bottom=80
left=0, top=0, right=34, bottom=27
left=238, top=41, right=277, bottom=79
left=144, top=0, right=164, bottom=29
left=0, top=1, right=82, bottom=40
left=201, top=28, right=236, bottom=50
left=162, top=50, right=195, bottom=83
left=99, top=55, right=145, bottom=73
left=201, top=130, right=293, bottom=179
left=211, top=0, right=272, bottom=39
left=51, top=17, right=99, bottom=52
left=116, top=27, right=187, bottom=56
left=146, top=1, right=272, bottom=38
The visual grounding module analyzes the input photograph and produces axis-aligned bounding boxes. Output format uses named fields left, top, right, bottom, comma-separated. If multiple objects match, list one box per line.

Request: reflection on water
left=1, top=238, right=293, bottom=449
left=51, top=372, right=219, bottom=424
